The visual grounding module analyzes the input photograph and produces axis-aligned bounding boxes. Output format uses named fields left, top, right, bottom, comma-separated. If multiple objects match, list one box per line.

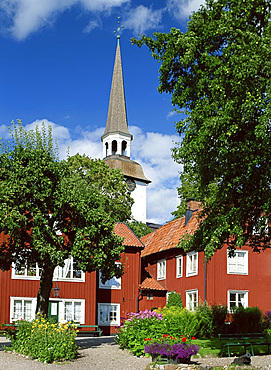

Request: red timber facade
left=140, top=200, right=271, bottom=315
left=0, top=223, right=144, bottom=335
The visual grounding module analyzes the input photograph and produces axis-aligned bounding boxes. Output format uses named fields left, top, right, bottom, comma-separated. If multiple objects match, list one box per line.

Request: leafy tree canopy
left=128, top=219, right=152, bottom=238
left=0, top=122, right=133, bottom=314
left=133, top=0, right=271, bottom=258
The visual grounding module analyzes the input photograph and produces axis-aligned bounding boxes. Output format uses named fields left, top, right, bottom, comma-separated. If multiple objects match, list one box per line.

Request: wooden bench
left=219, top=333, right=271, bottom=357
left=76, top=324, right=102, bottom=337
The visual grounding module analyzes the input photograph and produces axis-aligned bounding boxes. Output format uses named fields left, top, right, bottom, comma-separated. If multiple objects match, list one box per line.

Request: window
left=186, top=252, right=198, bottom=277
left=227, top=250, right=248, bottom=275
left=157, top=259, right=166, bottom=280
left=99, top=263, right=121, bottom=289
left=12, top=256, right=84, bottom=282
left=186, top=290, right=198, bottom=311
left=147, top=292, right=153, bottom=300
left=57, top=299, right=85, bottom=324
left=10, top=297, right=36, bottom=322
left=98, top=303, right=120, bottom=326
left=54, top=256, right=84, bottom=281
left=12, top=262, right=40, bottom=279
left=228, top=290, right=248, bottom=311
left=176, top=255, right=183, bottom=278
left=64, top=301, right=82, bottom=322
left=252, top=216, right=268, bottom=236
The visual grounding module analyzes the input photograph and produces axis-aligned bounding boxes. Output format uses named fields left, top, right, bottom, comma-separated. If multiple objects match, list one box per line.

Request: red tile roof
left=141, top=212, right=200, bottom=257
left=139, top=277, right=167, bottom=291
left=114, top=223, right=145, bottom=248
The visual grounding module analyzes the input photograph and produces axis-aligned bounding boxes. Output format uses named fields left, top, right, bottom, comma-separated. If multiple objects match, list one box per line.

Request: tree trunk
left=36, top=263, right=55, bottom=316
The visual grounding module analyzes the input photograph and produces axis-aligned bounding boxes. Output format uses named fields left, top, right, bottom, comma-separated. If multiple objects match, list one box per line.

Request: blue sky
left=0, top=0, right=204, bottom=224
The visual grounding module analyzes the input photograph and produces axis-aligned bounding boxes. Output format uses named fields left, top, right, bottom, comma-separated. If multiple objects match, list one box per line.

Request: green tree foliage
left=166, top=291, right=183, bottom=309
left=128, top=219, right=152, bottom=238
left=133, top=0, right=271, bottom=258
left=0, top=122, right=133, bottom=315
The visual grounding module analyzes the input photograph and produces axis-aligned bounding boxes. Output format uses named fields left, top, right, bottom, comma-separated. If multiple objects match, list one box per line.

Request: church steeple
left=101, top=36, right=133, bottom=158
left=102, top=35, right=151, bottom=223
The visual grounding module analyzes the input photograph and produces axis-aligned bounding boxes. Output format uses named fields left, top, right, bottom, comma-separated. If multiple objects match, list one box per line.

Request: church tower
left=102, top=35, right=151, bottom=223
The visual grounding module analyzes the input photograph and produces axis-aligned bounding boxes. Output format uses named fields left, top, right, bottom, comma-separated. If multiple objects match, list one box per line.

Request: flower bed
left=144, top=334, right=199, bottom=364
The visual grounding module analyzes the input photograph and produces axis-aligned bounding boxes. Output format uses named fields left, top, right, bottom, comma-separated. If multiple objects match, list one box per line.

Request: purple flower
left=145, top=341, right=199, bottom=362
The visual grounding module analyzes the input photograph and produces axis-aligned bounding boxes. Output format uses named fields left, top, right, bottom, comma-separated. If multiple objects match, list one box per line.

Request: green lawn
left=193, top=337, right=271, bottom=358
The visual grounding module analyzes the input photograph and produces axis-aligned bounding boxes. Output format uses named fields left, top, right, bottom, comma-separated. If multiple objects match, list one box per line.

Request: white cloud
left=123, top=5, right=164, bottom=35
left=83, top=18, right=101, bottom=33
left=0, top=0, right=129, bottom=40
left=129, top=126, right=181, bottom=223
left=166, top=0, right=205, bottom=20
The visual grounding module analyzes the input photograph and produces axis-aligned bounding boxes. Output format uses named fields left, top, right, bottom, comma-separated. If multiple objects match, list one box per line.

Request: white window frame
left=12, top=256, right=85, bottom=282
left=12, top=262, right=40, bottom=280
left=58, top=299, right=85, bottom=324
left=227, top=290, right=248, bottom=312
left=176, top=255, right=183, bottom=278
left=98, top=303, right=120, bottom=326
left=252, top=217, right=268, bottom=236
left=186, top=289, right=198, bottom=311
left=227, top=250, right=248, bottom=275
left=99, top=262, right=121, bottom=290
left=157, top=259, right=166, bottom=280
left=186, top=252, right=198, bottom=277
left=10, top=297, right=36, bottom=322
left=53, top=256, right=85, bottom=282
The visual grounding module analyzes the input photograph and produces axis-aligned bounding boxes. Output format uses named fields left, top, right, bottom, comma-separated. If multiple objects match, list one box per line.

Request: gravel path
left=1, top=336, right=271, bottom=369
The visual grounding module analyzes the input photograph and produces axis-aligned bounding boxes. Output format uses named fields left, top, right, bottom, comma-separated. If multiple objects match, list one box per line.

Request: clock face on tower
left=126, top=179, right=136, bottom=192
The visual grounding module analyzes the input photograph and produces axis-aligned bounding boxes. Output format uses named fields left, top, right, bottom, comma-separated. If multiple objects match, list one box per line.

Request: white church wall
left=131, top=181, right=147, bottom=223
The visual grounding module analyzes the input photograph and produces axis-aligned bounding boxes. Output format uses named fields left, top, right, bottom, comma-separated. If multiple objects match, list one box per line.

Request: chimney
left=184, top=198, right=202, bottom=226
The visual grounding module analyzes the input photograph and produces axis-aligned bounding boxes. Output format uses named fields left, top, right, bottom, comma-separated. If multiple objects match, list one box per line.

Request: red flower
left=192, top=336, right=196, bottom=340
left=162, top=334, right=169, bottom=338
left=182, top=337, right=187, bottom=342
left=144, top=338, right=152, bottom=341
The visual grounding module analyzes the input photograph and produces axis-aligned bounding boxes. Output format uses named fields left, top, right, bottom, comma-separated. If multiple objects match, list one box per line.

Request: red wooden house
left=139, top=199, right=271, bottom=315
left=0, top=223, right=144, bottom=335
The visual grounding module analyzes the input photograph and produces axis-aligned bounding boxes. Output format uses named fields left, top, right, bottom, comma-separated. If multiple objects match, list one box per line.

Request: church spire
left=101, top=35, right=133, bottom=158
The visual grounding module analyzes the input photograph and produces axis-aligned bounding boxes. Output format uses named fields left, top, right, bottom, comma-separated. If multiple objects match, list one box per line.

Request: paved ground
left=1, top=336, right=271, bottom=369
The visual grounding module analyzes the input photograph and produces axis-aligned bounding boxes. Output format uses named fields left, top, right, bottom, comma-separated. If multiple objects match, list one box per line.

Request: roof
left=114, top=223, right=145, bottom=248
left=101, top=42, right=132, bottom=141
left=141, top=212, right=200, bottom=257
left=139, top=277, right=167, bottom=291
left=104, top=155, right=151, bottom=183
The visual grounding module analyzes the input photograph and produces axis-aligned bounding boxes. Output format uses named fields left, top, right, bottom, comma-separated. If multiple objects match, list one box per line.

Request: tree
left=133, top=0, right=271, bottom=258
left=128, top=219, right=152, bottom=238
left=0, top=123, right=133, bottom=315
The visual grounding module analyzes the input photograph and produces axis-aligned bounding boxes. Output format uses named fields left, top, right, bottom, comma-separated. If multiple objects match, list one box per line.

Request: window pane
left=64, top=302, right=73, bottom=321
left=14, top=300, right=22, bottom=320
left=74, top=302, right=81, bottom=322
left=24, top=300, right=32, bottom=320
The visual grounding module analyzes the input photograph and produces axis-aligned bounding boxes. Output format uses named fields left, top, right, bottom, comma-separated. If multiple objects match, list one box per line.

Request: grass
left=193, top=337, right=271, bottom=358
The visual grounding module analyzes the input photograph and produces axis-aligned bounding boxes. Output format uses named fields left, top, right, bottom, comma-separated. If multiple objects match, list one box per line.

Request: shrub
left=115, top=309, right=165, bottom=356
left=8, top=315, right=78, bottom=363
left=230, top=306, right=264, bottom=334
left=157, top=306, right=200, bottom=338
left=166, top=291, right=183, bottom=309
left=263, top=311, right=271, bottom=335
left=195, top=303, right=213, bottom=338
left=211, top=303, right=228, bottom=336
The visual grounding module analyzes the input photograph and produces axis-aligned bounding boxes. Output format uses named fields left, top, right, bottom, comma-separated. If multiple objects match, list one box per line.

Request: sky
left=0, top=0, right=204, bottom=224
